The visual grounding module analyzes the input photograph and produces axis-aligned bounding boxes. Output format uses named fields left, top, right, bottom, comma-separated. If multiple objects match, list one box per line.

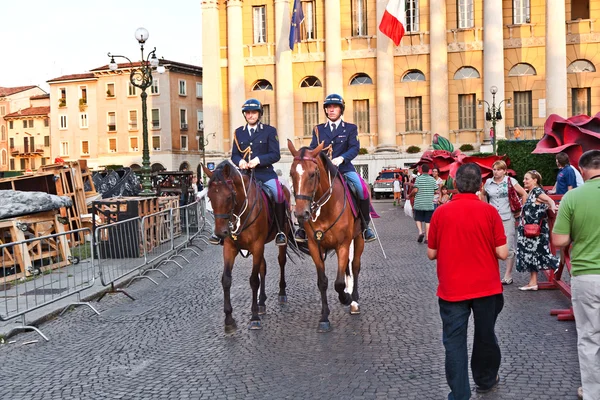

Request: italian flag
left=378, top=0, right=406, bottom=46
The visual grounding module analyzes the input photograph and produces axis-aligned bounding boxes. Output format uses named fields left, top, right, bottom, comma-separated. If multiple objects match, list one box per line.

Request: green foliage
left=459, top=143, right=474, bottom=152
left=358, top=147, right=369, bottom=155
left=406, top=145, right=421, bottom=154
left=496, top=140, right=557, bottom=185
left=433, top=136, right=454, bottom=152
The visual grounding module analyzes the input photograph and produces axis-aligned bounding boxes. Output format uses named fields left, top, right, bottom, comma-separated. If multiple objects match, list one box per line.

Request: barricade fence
left=1, top=227, right=98, bottom=341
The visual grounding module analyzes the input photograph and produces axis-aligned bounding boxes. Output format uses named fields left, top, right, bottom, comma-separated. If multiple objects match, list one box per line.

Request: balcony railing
left=10, top=145, right=45, bottom=155
left=181, top=123, right=188, bottom=130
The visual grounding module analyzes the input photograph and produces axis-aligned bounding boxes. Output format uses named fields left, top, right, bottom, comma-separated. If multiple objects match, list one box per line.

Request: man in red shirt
left=428, top=163, right=508, bottom=400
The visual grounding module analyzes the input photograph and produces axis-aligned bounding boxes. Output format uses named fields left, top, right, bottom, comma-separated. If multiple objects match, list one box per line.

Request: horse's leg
left=258, top=257, right=267, bottom=315
left=277, top=245, right=288, bottom=304
left=309, top=241, right=331, bottom=333
left=350, top=235, right=365, bottom=315
left=222, top=243, right=237, bottom=333
left=248, top=245, right=264, bottom=330
left=334, top=243, right=353, bottom=306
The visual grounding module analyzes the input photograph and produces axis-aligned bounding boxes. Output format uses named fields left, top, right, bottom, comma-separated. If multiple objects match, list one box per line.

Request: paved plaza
left=0, top=200, right=581, bottom=399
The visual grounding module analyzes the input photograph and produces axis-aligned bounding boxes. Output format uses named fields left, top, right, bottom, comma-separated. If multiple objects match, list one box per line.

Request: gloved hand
left=248, top=157, right=260, bottom=168
left=332, top=156, right=344, bottom=166
left=238, top=159, right=249, bottom=169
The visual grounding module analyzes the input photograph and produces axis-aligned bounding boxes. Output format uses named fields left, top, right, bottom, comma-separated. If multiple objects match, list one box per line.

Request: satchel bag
left=523, top=218, right=544, bottom=238
left=507, top=178, right=522, bottom=213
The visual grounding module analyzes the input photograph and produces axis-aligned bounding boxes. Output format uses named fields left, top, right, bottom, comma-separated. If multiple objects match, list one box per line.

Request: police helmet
left=323, top=94, right=345, bottom=114
left=241, top=98, right=263, bottom=117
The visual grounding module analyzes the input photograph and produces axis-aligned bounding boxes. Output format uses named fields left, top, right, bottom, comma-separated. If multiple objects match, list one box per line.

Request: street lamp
left=107, top=27, right=162, bottom=196
left=198, top=126, right=215, bottom=186
left=478, top=86, right=511, bottom=155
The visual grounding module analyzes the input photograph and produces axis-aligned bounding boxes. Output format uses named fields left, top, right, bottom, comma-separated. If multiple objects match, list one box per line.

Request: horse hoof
left=278, top=295, right=288, bottom=304
left=248, top=320, right=263, bottom=330
left=224, top=322, right=237, bottom=334
left=350, top=302, right=361, bottom=315
left=317, top=321, right=331, bottom=333
left=258, top=305, right=267, bottom=315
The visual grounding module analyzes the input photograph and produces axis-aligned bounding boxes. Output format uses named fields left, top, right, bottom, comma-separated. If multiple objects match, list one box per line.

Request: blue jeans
left=343, top=171, right=367, bottom=200
left=439, top=293, right=504, bottom=400
left=262, top=178, right=284, bottom=203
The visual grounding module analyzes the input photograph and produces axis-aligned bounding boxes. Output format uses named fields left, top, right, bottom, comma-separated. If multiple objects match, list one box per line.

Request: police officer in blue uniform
left=209, top=98, right=287, bottom=246
left=295, top=94, right=377, bottom=243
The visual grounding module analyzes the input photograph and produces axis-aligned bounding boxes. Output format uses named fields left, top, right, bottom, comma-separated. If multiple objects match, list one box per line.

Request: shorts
left=414, top=209, right=434, bottom=223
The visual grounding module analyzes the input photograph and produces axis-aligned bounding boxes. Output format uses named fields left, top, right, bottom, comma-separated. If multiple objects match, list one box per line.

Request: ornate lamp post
left=478, top=86, right=511, bottom=155
left=198, top=125, right=215, bottom=185
left=108, top=27, right=162, bottom=196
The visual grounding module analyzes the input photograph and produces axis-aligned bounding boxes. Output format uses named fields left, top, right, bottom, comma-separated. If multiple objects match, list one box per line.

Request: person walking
left=294, top=93, right=376, bottom=243
left=515, top=170, right=558, bottom=290
left=552, top=150, right=600, bottom=400
left=480, top=160, right=527, bottom=285
left=428, top=163, right=508, bottom=400
left=209, top=98, right=288, bottom=246
left=409, top=164, right=437, bottom=243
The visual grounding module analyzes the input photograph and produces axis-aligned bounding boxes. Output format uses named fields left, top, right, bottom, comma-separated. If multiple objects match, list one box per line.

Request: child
left=438, top=185, right=450, bottom=205
left=393, top=174, right=402, bottom=206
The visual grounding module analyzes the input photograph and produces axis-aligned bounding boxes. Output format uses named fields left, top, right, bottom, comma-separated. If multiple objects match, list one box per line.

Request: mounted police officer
left=209, top=98, right=287, bottom=246
left=295, top=93, right=377, bottom=243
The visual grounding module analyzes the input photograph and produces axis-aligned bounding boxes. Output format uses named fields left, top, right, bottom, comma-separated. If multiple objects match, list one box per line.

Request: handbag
left=507, top=178, right=522, bottom=213
left=523, top=218, right=544, bottom=238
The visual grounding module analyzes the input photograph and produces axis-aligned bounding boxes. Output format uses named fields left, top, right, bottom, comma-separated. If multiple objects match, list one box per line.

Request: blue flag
left=289, top=0, right=304, bottom=50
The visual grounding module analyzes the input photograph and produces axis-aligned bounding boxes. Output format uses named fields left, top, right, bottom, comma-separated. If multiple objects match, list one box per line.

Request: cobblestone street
left=0, top=200, right=581, bottom=399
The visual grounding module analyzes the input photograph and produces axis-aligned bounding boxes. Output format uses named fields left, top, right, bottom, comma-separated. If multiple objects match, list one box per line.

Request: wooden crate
left=158, top=197, right=181, bottom=239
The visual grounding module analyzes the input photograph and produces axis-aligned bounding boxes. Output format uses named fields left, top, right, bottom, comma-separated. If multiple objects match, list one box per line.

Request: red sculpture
left=533, top=112, right=600, bottom=162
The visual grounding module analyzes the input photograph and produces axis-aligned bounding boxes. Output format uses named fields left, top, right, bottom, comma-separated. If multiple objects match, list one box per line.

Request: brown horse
left=203, top=160, right=292, bottom=333
left=288, top=140, right=365, bottom=332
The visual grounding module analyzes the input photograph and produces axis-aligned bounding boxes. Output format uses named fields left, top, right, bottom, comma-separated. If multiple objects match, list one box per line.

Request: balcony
left=180, top=123, right=188, bottom=131
left=10, top=145, right=45, bottom=156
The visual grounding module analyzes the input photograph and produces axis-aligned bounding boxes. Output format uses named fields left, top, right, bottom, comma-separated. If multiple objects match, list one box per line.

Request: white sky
left=0, top=0, right=203, bottom=92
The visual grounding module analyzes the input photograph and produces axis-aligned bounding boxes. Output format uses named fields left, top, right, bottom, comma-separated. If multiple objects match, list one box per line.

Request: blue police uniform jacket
left=231, top=123, right=280, bottom=182
left=309, top=121, right=359, bottom=174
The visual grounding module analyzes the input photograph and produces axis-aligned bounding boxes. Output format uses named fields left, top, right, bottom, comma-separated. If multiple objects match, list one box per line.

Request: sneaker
left=476, top=375, right=500, bottom=393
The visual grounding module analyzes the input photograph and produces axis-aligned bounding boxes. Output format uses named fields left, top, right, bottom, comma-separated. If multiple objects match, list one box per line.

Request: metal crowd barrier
left=196, top=190, right=213, bottom=244
left=0, top=228, right=98, bottom=341
left=94, top=199, right=206, bottom=301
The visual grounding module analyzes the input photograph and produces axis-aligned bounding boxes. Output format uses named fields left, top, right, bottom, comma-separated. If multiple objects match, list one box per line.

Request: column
left=227, top=0, right=246, bottom=140
left=429, top=0, right=449, bottom=138
left=483, top=0, right=506, bottom=139
left=275, top=0, right=294, bottom=152
left=325, top=0, right=343, bottom=95
left=375, top=0, right=397, bottom=152
left=546, top=0, right=568, bottom=117
left=201, top=0, right=224, bottom=152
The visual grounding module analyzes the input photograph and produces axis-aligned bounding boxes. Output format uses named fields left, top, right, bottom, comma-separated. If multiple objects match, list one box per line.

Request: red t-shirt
left=428, top=193, right=507, bottom=301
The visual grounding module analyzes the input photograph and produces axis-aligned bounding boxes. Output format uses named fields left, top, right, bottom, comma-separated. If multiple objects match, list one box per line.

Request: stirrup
left=275, top=232, right=287, bottom=246
left=294, top=229, right=307, bottom=243
left=208, top=234, right=223, bottom=245
left=363, top=228, right=376, bottom=243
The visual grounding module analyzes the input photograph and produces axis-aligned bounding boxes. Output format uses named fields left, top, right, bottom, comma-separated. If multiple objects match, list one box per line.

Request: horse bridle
left=211, top=165, right=256, bottom=237
left=293, top=155, right=336, bottom=222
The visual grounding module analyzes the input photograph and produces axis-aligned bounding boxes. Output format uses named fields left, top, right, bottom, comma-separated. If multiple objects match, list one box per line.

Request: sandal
left=501, top=278, right=513, bottom=285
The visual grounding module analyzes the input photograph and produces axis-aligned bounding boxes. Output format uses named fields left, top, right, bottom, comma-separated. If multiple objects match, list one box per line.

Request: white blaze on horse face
left=295, top=163, right=305, bottom=194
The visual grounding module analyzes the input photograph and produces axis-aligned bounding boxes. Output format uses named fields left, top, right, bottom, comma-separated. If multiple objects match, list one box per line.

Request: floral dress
left=516, top=186, right=559, bottom=272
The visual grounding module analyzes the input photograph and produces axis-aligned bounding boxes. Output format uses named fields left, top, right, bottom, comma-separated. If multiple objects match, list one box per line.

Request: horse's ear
left=201, top=163, right=213, bottom=179
left=287, top=139, right=298, bottom=157
left=310, top=141, right=324, bottom=158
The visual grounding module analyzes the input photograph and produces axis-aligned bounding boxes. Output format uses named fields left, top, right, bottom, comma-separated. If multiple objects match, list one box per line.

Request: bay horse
left=287, top=140, right=366, bottom=332
left=203, top=160, right=293, bottom=333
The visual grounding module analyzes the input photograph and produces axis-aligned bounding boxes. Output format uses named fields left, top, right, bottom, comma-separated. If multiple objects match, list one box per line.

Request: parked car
left=371, top=166, right=403, bottom=199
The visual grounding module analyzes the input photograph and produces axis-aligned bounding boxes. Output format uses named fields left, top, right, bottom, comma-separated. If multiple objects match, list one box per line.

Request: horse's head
left=206, top=160, right=243, bottom=239
left=288, top=139, right=326, bottom=223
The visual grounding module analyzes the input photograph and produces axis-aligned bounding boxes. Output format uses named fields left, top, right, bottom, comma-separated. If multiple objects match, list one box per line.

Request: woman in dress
left=481, top=160, right=528, bottom=284
left=516, top=170, right=559, bottom=291
left=432, top=167, right=445, bottom=209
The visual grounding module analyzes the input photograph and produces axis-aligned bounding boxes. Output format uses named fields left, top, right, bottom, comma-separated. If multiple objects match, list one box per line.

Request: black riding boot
left=208, top=234, right=223, bottom=245
left=274, top=202, right=287, bottom=246
left=359, top=199, right=377, bottom=243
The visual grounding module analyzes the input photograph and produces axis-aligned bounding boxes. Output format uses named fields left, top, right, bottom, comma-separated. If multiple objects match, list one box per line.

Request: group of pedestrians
left=425, top=151, right=600, bottom=400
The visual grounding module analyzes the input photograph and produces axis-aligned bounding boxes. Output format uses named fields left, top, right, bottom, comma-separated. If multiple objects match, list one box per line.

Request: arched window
left=300, top=76, right=323, bottom=87
left=1, top=149, right=6, bottom=166
left=151, top=163, right=166, bottom=172
left=130, top=163, right=141, bottom=171
left=349, top=73, right=373, bottom=85
left=509, top=63, right=537, bottom=76
left=179, top=162, right=190, bottom=171
left=568, top=59, right=596, bottom=73
left=453, top=66, right=480, bottom=79
left=252, top=79, right=273, bottom=91
left=401, top=70, right=426, bottom=82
